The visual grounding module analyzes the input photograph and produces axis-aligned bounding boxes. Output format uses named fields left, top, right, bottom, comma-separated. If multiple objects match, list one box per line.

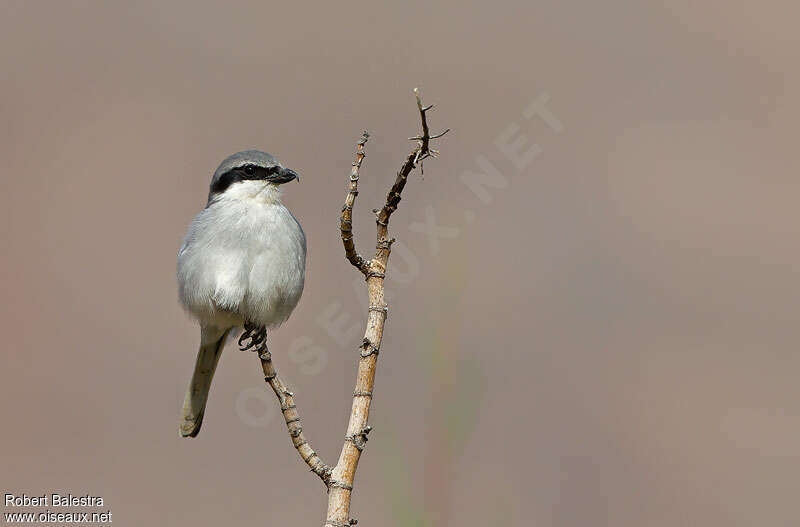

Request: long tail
left=180, top=326, right=230, bottom=438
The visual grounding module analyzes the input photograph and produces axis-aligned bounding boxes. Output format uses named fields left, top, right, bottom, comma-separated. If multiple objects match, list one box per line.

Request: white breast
left=177, top=181, right=306, bottom=329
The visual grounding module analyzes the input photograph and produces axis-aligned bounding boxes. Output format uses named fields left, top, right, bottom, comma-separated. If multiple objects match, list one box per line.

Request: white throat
left=218, top=180, right=284, bottom=205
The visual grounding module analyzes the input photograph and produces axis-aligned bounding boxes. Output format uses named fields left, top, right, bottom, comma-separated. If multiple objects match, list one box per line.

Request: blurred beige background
left=2, top=1, right=799, bottom=525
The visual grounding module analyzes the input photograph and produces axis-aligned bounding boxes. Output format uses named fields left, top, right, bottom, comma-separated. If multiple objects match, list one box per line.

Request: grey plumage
left=177, top=150, right=305, bottom=437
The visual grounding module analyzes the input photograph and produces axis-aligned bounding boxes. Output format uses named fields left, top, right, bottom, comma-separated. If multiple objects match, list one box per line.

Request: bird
left=177, top=150, right=305, bottom=438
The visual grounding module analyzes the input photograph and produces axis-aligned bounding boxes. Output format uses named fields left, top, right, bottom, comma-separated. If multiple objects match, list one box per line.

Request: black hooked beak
left=269, top=166, right=299, bottom=184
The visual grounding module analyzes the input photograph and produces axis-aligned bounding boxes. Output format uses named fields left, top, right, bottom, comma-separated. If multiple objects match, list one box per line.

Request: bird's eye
left=244, top=166, right=255, bottom=176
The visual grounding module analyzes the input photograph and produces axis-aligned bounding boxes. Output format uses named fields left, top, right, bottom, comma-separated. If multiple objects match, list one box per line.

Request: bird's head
left=207, top=150, right=299, bottom=204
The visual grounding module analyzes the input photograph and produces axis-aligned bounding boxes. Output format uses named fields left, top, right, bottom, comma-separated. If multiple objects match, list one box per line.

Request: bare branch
left=258, top=351, right=332, bottom=486
left=374, top=88, right=443, bottom=244
left=340, top=131, right=370, bottom=276
left=324, top=88, right=447, bottom=527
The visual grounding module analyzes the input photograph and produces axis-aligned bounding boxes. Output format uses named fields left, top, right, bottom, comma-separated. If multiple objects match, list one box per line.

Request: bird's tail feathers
left=179, top=327, right=230, bottom=438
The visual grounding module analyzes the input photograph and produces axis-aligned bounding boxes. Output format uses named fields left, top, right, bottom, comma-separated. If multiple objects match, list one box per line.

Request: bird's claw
left=238, top=327, right=255, bottom=348
left=239, top=323, right=268, bottom=353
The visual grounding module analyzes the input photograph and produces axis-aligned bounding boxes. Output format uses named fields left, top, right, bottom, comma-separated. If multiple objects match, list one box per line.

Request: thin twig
left=374, top=88, right=441, bottom=237
left=258, top=350, right=332, bottom=486
left=340, top=132, right=370, bottom=276
left=325, top=88, right=446, bottom=527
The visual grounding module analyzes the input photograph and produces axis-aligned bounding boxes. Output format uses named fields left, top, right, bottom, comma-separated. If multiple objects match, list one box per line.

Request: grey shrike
left=177, top=150, right=305, bottom=437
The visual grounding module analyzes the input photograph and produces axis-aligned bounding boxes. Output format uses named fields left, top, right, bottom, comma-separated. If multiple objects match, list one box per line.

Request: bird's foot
left=239, top=323, right=267, bottom=353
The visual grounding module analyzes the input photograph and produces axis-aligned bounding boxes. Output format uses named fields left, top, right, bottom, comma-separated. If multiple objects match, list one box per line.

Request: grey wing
left=177, top=209, right=249, bottom=315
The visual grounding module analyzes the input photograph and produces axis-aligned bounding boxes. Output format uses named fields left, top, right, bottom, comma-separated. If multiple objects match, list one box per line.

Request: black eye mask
left=209, top=165, right=279, bottom=195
